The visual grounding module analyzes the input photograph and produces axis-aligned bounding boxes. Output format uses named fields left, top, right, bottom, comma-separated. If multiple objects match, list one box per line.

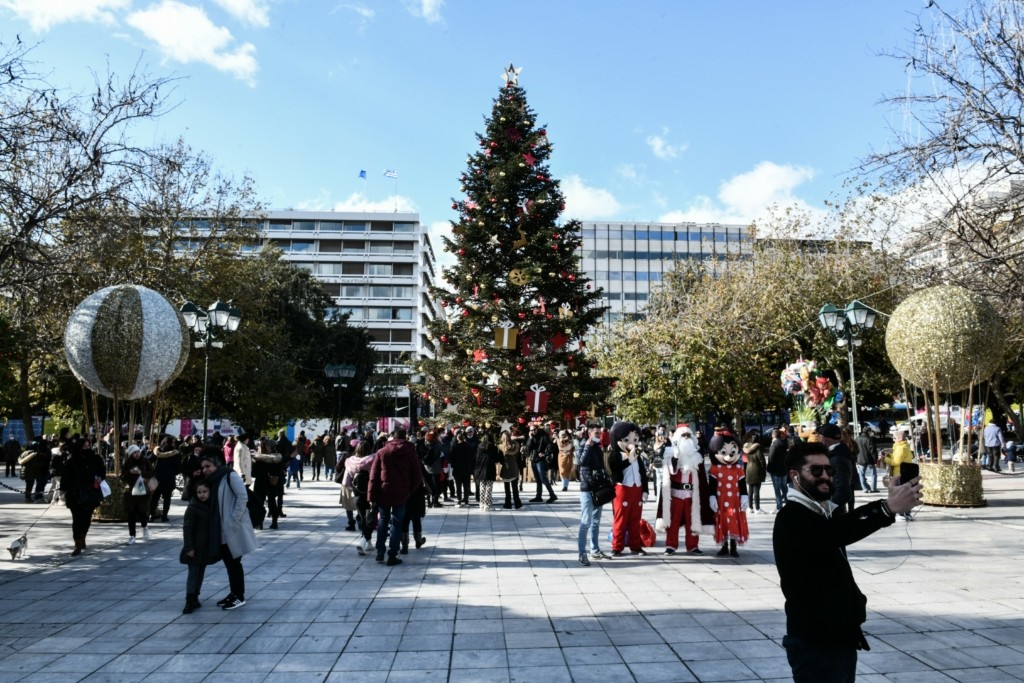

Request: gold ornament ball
left=886, top=285, right=1004, bottom=392
left=443, top=374, right=451, bottom=381
left=573, top=391, right=580, bottom=398
left=501, top=370, right=509, bottom=376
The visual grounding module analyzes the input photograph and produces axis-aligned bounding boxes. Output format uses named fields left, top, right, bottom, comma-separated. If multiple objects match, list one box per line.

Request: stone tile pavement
left=0, top=470, right=1022, bottom=682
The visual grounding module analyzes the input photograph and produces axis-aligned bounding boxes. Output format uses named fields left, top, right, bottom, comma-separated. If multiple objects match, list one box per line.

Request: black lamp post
left=659, top=361, right=680, bottom=426
left=180, top=300, right=241, bottom=442
left=324, top=364, right=357, bottom=434
left=818, top=300, right=877, bottom=432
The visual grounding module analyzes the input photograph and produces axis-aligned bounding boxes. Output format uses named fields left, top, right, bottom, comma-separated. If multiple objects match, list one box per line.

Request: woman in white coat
left=199, top=450, right=258, bottom=610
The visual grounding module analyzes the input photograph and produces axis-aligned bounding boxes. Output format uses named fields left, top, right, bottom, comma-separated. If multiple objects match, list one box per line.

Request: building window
left=393, top=263, right=413, bottom=276
left=368, top=242, right=392, bottom=253
left=342, top=263, right=364, bottom=275
left=342, top=286, right=364, bottom=298
left=370, top=286, right=392, bottom=298
left=320, top=240, right=341, bottom=252
left=391, top=329, right=412, bottom=343
left=343, top=222, right=367, bottom=232
left=268, top=220, right=290, bottom=231
left=342, top=240, right=365, bottom=252
left=318, top=263, right=342, bottom=276
left=393, top=241, right=415, bottom=251
left=322, top=283, right=341, bottom=296
left=393, top=222, right=416, bottom=233
left=367, top=264, right=393, bottom=276
left=293, top=221, right=315, bottom=231
left=320, top=221, right=343, bottom=232
left=289, top=240, right=314, bottom=253
left=392, top=286, right=413, bottom=298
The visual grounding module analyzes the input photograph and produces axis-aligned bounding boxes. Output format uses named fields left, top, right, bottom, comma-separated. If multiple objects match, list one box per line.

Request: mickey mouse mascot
left=655, top=426, right=715, bottom=555
left=708, top=429, right=749, bottom=557
left=607, top=421, right=649, bottom=556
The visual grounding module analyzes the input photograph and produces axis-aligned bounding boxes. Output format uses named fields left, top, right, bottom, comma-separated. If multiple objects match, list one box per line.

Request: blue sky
left=0, top=0, right=943, bottom=237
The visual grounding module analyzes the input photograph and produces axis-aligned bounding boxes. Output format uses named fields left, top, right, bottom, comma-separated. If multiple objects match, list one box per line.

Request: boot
left=71, top=537, right=83, bottom=557
left=415, top=534, right=427, bottom=549
left=182, top=593, right=201, bottom=614
left=717, top=542, right=730, bottom=557
left=269, top=518, right=278, bottom=530
left=729, top=539, right=739, bottom=558
left=400, top=534, right=409, bottom=555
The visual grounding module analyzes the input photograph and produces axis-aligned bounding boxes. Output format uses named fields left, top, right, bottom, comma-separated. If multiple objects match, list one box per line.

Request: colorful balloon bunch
left=780, top=359, right=841, bottom=409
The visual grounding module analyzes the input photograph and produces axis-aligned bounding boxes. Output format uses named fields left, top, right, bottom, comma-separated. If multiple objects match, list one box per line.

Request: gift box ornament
left=525, top=384, right=549, bottom=413
left=493, top=321, right=519, bottom=349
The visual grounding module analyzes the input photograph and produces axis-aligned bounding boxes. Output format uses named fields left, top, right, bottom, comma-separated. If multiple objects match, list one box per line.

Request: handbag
left=589, top=468, right=616, bottom=507
left=334, top=468, right=345, bottom=484
left=145, top=476, right=159, bottom=493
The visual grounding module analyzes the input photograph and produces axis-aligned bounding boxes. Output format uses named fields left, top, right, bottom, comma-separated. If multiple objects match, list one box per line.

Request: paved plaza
left=0, top=471, right=1022, bottom=682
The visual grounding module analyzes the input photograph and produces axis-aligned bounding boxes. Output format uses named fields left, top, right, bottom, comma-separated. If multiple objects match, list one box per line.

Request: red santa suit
left=709, top=461, right=749, bottom=544
left=655, top=430, right=715, bottom=552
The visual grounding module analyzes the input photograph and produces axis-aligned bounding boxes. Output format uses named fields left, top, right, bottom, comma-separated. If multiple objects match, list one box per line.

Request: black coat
left=181, top=498, right=219, bottom=566
left=474, top=441, right=501, bottom=482
left=766, top=438, right=788, bottom=476
left=828, top=443, right=856, bottom=513
left=773, top=499, right=894, bottom=648
left=450, top=440, right=475, bottom=478
left=59, top=450, right=107, bottom=510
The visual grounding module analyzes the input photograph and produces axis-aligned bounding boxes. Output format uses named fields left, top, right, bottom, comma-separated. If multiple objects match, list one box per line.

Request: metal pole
left=673, top=376, right=679, bottom=426
left=202, top=338, right=211, bottom=442
left=847, top=333, right=859, bottom=433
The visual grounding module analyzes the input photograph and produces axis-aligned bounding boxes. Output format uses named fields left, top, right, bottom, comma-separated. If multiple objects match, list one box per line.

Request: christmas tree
left=417, top=64, right=612, bottom=429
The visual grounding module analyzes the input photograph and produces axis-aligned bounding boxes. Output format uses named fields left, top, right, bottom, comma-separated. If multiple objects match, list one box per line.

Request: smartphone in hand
left=899, top=462, right=919, bottom=485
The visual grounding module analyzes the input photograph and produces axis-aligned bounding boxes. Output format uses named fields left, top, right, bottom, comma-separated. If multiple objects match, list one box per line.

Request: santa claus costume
left=655, top=427, right=715, bottom=555
left=708, top=430, right=749, bottom=557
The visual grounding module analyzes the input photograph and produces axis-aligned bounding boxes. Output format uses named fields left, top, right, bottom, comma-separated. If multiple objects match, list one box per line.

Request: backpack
left=353, top=470, right=370, bottom=495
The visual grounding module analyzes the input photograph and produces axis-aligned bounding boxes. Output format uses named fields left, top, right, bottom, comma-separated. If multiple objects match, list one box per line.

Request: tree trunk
left=18, top=358, right=34, bottom=441
left=990, top=373, right=1023, bottom=441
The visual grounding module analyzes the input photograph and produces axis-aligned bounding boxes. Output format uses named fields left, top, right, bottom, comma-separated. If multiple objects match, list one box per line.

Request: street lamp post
left=181, top=300, right=241, bottom=442
left=818, top=301, right=877, bottom=433
left=324, top=364, right=357, bottom=434
left=659, top=361, right=680, bottom=427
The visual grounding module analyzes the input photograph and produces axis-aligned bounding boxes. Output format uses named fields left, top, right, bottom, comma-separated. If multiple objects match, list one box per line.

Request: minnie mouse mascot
left=708, top=429, right=749, bottom=557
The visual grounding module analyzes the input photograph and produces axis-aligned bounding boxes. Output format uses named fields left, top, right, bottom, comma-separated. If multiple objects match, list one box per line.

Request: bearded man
left=773, top=441, right=920, bottom=683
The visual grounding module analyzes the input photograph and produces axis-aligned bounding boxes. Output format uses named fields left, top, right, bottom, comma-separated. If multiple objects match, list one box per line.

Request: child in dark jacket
left=181, top=481, right=217, bottom=614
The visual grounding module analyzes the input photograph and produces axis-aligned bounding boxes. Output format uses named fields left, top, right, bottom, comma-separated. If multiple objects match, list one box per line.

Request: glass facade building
left=578, top=221, right=752, bottom=323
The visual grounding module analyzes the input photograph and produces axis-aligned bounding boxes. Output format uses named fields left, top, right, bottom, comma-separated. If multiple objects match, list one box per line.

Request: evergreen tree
left=418, top=65, right=612, bottom=428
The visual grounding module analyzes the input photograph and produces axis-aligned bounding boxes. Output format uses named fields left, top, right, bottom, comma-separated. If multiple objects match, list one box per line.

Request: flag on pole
left=383, top=169, right=398, bottom=179
left=358, top=169, right=367, bottom=179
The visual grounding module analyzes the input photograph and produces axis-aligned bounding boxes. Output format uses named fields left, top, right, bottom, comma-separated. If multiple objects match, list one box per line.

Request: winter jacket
left=474, top=440, right=501, bottom=482
left=450, top=440, right=475, bottom=478
left=181, top=498, right=218, bottom=566
left=743, top=442, right=766, bottom=486
left=854, top=434, right=878, bottom=467
left=766, top=437, right=788, bottom=477
left=368, top=438, right=423, bottom=507
left=206, top=466, right=258, bottom=560
left=120, top=454, right=154, bottom=496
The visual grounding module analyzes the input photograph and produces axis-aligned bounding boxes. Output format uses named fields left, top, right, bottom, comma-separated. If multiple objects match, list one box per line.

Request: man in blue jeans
left=576, top=424, right=609, bottom=566
left=765, top=429, right=789, bottom=512
left=368, top=428, right=422, bottom=567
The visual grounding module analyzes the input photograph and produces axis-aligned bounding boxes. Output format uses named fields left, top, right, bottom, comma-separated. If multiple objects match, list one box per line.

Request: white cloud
left=646, top=128, right=687, bottom=160
left=126, top=0, right=259, bottom=86
left=293, top=191, right=419, bottom=214
left=212, top=0, right=270, bottom=27
left=0, top=0, right=129, bottom=31
left=404, top=0, right=443, bottom=23
left=332, top=4, right=374, bottom=32
left=562, top=174, right=622, bottom=219
left=617, top=163, right=644, bottom=184
left=658, top=161, right=818, bottom=225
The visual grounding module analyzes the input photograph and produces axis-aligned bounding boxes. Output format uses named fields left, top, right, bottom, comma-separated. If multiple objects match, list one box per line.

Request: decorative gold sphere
left=886, top=285, right=1004, bottom=392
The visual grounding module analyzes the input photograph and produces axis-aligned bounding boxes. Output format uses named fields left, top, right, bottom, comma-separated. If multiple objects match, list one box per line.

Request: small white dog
left=8, top=534, right=27, bottom=560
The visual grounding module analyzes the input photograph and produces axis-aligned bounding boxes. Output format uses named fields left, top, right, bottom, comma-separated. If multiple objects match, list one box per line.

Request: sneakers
left=630, top=548, right=647, bottom=556
left=127, top=536, right=136, bottom=545
left=590, top=549, right=609, bottom=560
left=688, top=548, right=705, bottom=556
left=221, top=596, right=245, bottom=610
left=142, top=527, right=151, bottom=540
left=529, top=497, right=543, bottom=503
left=611, top=550, right=623, bottom=557
left=356, top=538, right=367, bottom=556
left=386, top=555, right=403, bottom=566
left=546, top=495, right=558, bottom=504
left=216, top=593, right=235, bottom=608
left=344, top=523, right=356, bottom=531
left=665, top=547, right=676, bottom=555
left=578, top=554, right=590, bottom=566
left=375, top=552, right=385, bottom=563
left=415, top=536, right=427, bottom=549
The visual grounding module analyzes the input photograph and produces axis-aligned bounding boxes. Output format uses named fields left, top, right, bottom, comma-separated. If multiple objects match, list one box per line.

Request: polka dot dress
left=710, top=463, right=749, bottom=544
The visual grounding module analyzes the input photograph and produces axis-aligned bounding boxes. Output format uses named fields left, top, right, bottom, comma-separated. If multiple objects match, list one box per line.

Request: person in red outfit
left=708, top=430, right=749, bottom=557
left=607, top=421, right=649, bottom=556
left=656, top=426, right=715, bottom=555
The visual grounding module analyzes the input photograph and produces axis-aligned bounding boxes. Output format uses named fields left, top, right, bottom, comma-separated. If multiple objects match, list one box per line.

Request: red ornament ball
left=518, top=417, right=527, bottom=424
left=451, top=203, right=457, bottom=209
left=552, top=245, right=558, bottom=251
left=421, top=392, right=429, bottom=398
left=568, top=274, right=576, bottom=282
left=461, top=310, right=469, bottom=317
left=515, top=364, right=524, bottom=371
left=490, top=141, right=498, bottom=148
left=440, top=335, right=448, bottom=343
left=440, top=300, right=448, bottom=307
left=517, top=312, right=527, bottom=319
left=539, top=129, right=547, bottom=136
left=552, top=233, right=559, bottom=239
left=545, top=314, right=552, bottom=319
left=457, top=249, right=465, bottom=256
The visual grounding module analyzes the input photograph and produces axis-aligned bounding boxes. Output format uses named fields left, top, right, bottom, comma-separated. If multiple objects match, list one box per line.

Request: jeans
left=783, top=634, right=856, bottom=683
left=186, top=563, right=206, bottom=596
left=286, top=471, right=301, bottom=488
left=454, top=474, right=472, bottom=504
left=124, top=493, right=149, bottom=537
left=376, top=504, right=405, bottom=558
left=749, top=483, right=761, bottom=510
left=770, top=474, right=789, bottom=508
left=532, top=460, right=555, bottom=499
left=857, top=464, right=877, bottom=492
left=578, top=490, right=604, bottom=555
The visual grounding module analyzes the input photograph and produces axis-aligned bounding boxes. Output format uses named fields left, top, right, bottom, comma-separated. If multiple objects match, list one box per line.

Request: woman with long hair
left=498, top=431, right=522, bottom=509
left=59, top=436, right=107, bottom=556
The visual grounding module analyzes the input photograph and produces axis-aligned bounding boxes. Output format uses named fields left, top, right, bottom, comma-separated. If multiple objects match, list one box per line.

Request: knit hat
left=818, top=423, right=842, bottom=440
